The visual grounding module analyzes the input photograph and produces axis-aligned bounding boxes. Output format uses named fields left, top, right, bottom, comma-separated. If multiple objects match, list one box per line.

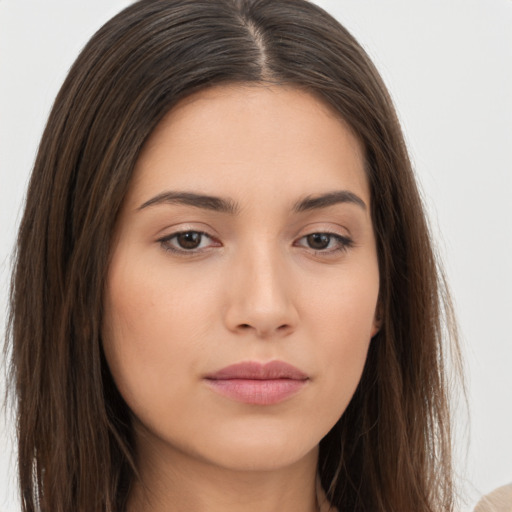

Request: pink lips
left=204, top=361, right=309, bottom=405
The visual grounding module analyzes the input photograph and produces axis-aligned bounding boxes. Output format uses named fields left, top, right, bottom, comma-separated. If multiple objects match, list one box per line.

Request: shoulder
left=473, top=483, right=512, bottom=512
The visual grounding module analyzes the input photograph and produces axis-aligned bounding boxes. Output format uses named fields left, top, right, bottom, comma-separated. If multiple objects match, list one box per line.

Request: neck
left=127, top=439, right=322, bottom=512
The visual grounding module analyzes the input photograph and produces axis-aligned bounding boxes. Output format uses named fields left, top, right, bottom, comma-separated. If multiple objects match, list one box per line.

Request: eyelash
left=157, top=230, right=354, bottom=257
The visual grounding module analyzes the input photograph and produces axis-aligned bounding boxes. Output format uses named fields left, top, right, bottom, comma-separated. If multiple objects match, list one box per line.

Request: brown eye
left=306, top=233, right=331, bottom=250
left=159, top=230, right=219, bottom=254
left=176, top=231, right=202, bottom=249
left=295, top=232, right=353, bottom=255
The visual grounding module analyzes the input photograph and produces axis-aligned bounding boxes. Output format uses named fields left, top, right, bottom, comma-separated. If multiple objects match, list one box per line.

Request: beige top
left=473, top=484, right=512, bottom=512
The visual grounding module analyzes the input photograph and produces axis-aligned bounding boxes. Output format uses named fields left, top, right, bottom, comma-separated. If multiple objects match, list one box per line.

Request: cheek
left=104, top=251, right=217, bottom=345
left=101, top=256, right=215, bottom=416
left=301, top=263, right=378, bottom=419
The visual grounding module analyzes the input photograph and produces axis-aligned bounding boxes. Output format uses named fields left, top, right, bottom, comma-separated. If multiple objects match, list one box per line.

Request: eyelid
left=158, top=229, right=221, bottom=255
left=294, top=231, right=354, bottom=255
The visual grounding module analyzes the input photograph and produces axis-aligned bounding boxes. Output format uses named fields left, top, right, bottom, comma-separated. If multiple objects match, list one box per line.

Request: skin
left=102, top=84, right=380, bottom=512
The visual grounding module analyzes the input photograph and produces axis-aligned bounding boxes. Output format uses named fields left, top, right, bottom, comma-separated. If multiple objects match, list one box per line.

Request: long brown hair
left=7, top=0, right=460, bottom=510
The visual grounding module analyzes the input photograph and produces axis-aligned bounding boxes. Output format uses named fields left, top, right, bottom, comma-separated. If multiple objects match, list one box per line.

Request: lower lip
left=205, top=378, right=307, bottom=405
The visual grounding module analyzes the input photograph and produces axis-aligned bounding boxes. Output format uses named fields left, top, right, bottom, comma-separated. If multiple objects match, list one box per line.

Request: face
left=103, top=85, right=380, bottom=474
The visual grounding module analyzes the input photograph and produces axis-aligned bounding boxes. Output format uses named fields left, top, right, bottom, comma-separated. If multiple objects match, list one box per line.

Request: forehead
left=128, top=84, right=369, bottom=208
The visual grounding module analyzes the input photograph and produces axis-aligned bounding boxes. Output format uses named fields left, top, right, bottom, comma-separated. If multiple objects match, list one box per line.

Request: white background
left=1, top=1, right=511, bottom=511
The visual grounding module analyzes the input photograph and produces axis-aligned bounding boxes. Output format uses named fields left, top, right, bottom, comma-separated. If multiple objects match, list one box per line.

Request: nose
left=223, top=244, right=299, bottom=339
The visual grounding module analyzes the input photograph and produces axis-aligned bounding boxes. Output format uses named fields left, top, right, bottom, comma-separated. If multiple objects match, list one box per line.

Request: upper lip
left=205, top=361, right=308, bottom=380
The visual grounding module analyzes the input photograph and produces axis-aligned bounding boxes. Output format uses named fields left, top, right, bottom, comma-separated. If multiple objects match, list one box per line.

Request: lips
left=204, top=361, right=309, bottom=405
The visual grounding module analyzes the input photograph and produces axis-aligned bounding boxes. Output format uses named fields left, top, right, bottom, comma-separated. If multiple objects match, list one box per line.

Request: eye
left=295, top=232, right=353, bottom=254
left=158, top=230, right=219, bottom=254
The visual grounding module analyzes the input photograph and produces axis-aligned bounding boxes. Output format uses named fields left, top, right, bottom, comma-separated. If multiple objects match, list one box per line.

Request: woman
left=7, top=0, right=461, bottom=511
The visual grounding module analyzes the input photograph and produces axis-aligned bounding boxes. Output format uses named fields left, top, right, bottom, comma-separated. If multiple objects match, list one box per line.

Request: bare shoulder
left=473, top=483, right=512, bottom=512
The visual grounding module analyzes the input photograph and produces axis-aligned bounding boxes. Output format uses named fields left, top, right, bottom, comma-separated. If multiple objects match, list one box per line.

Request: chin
left=173, top=417, right=323, bottom=472
left=201, top=438, right=319, bottom=473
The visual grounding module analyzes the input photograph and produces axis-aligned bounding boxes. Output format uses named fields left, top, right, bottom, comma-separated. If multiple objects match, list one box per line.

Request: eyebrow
left=138, top=191, right=239, bottom=214
left=292, top=190, right=366, bottom=213
left=138, top=190, right=366, bottom=214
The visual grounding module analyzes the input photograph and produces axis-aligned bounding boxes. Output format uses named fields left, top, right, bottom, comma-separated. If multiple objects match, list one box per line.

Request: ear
left=370, top=301, right=383, bottom=338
